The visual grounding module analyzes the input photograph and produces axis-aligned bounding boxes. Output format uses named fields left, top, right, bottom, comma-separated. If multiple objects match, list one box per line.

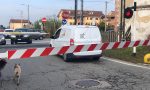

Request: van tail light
left=70, top=39, right=74, bottom=46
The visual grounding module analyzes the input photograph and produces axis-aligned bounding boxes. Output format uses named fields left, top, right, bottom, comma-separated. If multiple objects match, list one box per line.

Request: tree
left=33, top=16, right=62, bottom=36
left=34, top=20, right=41, bottom=29
left=98, top=22, right=105, bottom=32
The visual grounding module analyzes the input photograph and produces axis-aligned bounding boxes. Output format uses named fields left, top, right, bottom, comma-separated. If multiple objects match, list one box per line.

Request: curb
left=101, top=56, right=150, bottom=70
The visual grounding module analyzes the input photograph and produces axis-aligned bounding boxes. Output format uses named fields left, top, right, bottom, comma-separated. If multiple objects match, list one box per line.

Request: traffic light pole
left=132, top=2, right=137, bottom=57
left=120, top=0, right=123, bottom=41
left=74, top=0, right=78, bottom=25
left=123, top=0, right=126, bottom=39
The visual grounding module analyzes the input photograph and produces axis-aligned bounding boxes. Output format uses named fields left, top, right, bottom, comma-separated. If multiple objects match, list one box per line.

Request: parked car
left=10, top=28, right=32, bottom=44
left=36, top=29, right=49, bottom=38
left=4, top=29, right=14, bottom=38
left=29, top=29, right=44, bottom=40
left=49, top=25, right=102, bottom=62
left=0, top=34, right=6, bottom=45
left=4, top=29, right=14, bottom=32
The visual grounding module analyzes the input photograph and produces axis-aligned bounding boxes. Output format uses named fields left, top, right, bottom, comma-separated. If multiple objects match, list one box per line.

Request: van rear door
left=74, top=26, right=101, bottom=45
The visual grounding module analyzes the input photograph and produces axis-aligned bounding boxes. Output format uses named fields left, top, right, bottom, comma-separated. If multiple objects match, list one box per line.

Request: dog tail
left=15, top=72, right=19, bottom=78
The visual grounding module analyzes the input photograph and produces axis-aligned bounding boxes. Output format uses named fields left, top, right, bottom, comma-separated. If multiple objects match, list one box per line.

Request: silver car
left=0, top=34, right=6, bottom=45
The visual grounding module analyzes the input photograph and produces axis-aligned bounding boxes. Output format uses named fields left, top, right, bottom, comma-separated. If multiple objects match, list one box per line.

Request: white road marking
left=102, top=57, right=150, bottom=70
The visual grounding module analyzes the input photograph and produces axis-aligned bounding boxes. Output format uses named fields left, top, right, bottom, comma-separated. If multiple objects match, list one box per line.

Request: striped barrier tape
left=7, top=40, right=150, bottom=60
left=0, top=52, right=8, bottom=59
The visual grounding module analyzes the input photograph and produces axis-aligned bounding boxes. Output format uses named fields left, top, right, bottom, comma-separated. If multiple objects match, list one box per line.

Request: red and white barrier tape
left=7, top=40, right=150, bottom=60
left=0, top=52, right=8, bottom=59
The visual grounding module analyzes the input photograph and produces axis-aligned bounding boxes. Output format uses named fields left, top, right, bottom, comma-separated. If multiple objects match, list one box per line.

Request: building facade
left=9, top=19, right=32, bottom=29
left=115, top=0, right=134, bottom=31
left=115, top=0, right=150, bottom=40
left=58, top=9, right=104, bottom=26
left=106, top=11, right=116, bottom=28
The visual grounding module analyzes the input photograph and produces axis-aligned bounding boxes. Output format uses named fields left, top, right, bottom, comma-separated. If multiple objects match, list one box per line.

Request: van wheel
left=63, top=54, right=71, bottom=62
left=93, top=57, right=100, bottom=61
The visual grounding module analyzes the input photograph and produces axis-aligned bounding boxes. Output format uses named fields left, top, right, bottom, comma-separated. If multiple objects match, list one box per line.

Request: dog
left=13, top=64, right=21, bottom=86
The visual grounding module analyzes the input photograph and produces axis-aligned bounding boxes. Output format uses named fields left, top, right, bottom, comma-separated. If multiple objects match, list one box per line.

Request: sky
left=0, top=0, right=115, bottom=26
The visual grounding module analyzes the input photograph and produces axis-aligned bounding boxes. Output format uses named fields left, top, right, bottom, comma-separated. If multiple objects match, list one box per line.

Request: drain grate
left=70, top=79, right=111, bottom=88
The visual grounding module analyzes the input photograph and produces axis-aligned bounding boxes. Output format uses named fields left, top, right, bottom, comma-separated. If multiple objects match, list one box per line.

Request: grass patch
left=103, top=46, right=150, bottom=63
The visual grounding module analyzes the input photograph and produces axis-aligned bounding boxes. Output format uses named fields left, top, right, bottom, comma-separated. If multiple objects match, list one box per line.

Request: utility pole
left=28, top=4, right=30, bottom=25
left=105, top=1, right=108, bottom=32
left=120, top=0, right=123, bottom=41
left=21, top=4, right=30, bottom=26
left=81, top=0, right=83, bottom=25
left=75, top=0, right=78, bottom=25
left=21, top=11, right=23, bottom=28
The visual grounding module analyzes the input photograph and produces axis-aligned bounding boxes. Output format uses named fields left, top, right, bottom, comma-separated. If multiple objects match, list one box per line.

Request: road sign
left=42, top=17, right=47, bottom=23
left=62, top=19, right=67, bottom=25
left=62, top=11, right=69, bottom=19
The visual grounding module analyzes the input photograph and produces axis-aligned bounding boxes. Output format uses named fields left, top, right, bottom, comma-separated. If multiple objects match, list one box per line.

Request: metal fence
left=101, top=31, right=126, bottom=42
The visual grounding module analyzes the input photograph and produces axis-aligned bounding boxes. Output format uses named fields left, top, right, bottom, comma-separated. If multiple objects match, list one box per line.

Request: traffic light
left=124, top=7, right=133, bottom=19
left=124, top=2, right=136, bottom=19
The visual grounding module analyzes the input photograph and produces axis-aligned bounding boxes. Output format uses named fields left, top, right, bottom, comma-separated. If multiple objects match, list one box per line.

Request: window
left=87, top=17, right=88, bottom=20
left=54, top=29, right=61, bottom=39
left=90, top=18, right=92, bottom=20
left=96, top=18, right=98, bottom=20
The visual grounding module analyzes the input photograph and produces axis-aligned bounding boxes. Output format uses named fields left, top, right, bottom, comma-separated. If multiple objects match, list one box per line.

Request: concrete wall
left=131, top=0, right=150, bottom=40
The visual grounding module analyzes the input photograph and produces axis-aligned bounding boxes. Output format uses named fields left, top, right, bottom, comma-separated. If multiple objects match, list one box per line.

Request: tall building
left=58, top=9, right=104, bottom=26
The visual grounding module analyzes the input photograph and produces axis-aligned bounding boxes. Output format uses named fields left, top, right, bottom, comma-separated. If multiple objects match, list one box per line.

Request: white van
left=50, top=25, right=102, bottom=61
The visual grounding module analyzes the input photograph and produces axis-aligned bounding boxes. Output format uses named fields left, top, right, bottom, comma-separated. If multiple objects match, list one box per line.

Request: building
left=57, top=9, right=104, bottom=25
left=114, top=0, right=134, bottom=31
left=115, top=0, right=150, bottom=40
left=106, top=11, right=116, bottom=28
left=9, top=19, right=32, bottom=29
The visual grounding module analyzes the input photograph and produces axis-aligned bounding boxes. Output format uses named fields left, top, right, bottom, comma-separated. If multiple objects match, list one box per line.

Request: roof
left=58, top=9, right=104, bottom=18
left=9, top=19, right=30, bottom=23
left=61, top=25, right=98, bottom=29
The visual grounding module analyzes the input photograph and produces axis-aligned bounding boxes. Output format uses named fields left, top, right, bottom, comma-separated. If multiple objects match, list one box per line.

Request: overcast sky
left=0, top=0, right=115, bottom=26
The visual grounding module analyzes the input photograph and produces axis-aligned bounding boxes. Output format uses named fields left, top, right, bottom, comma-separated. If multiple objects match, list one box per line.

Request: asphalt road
left=1, top=39, right=150, bottom=90
left=0, top=39, right=50, bottom=53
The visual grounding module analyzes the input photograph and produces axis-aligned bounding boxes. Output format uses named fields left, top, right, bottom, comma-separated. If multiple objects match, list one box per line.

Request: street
left=0, top=39, right=150, bottom=90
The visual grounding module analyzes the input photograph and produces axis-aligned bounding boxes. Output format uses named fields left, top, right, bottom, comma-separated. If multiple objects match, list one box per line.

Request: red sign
left=42, top=17, right=47, bottom=23
left=62, top=11, right=69, bottom=19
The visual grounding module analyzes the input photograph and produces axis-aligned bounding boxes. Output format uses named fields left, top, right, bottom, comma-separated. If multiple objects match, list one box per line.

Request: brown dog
left=13, top=64, right=21, bottom=86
